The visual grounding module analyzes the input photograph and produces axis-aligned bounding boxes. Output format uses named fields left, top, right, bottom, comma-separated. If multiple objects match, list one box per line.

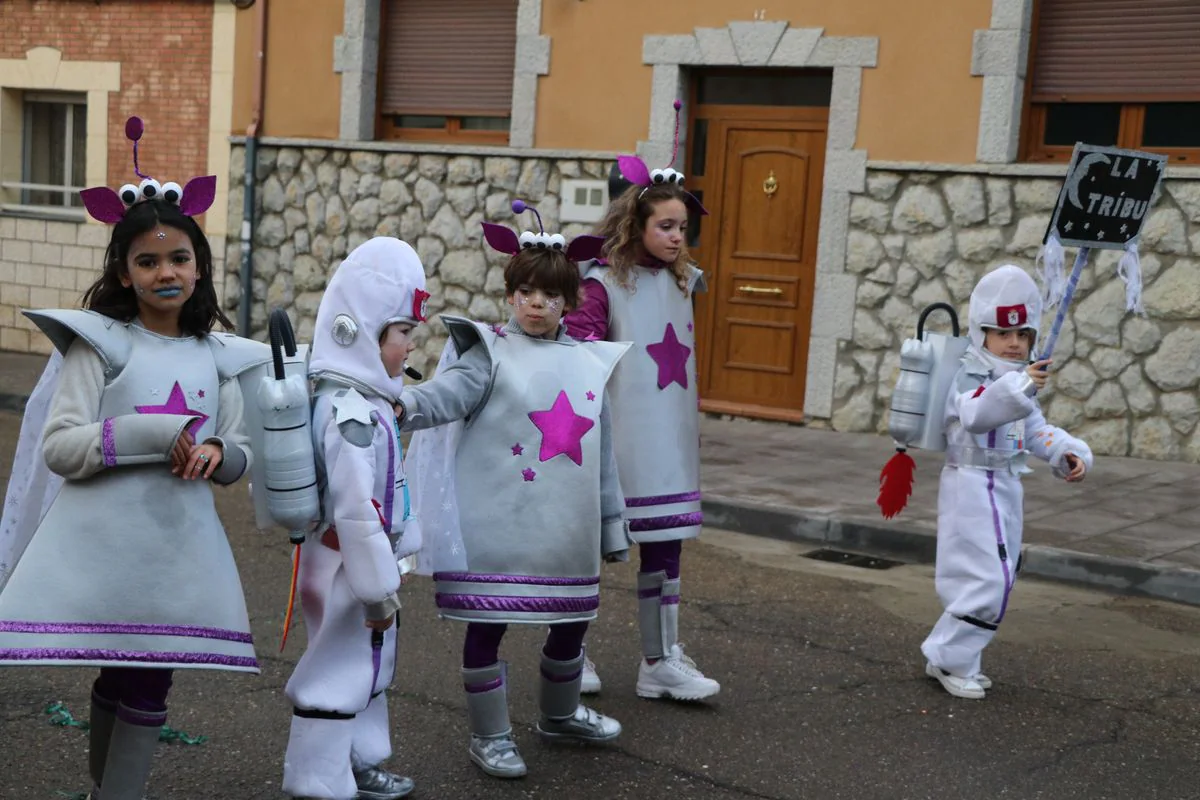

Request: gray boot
left=637, top=571, right=668, bottom=659
left=98, top=707, right=162, bottom=800
left=535, top=653, right=621, bottom=743
left=88, top=691, right=118, bottom=794
left=463, top=662, right=526, bottom=779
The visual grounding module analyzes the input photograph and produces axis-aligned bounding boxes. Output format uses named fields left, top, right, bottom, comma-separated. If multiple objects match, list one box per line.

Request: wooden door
left=694, top=110, right=827, bottom=422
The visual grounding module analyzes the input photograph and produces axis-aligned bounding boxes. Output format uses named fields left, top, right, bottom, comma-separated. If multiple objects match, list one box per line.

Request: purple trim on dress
left=117, top=704, right=167, bottom=728
left=434, top=572, right=600, bottom=587
left=0, top=620, right=253, bottom=643
left=986, top=430, right=1015, bottom=623
left=436, top=594, right=600, bottom=614
left=0, top=647, right=258, bottom=668
left=660, top=594, right=680, bottom=606
left=625, top=491, right=701, bottom=508
left=628, top=512, right=704, bottom=533
left=465, top=676, right=504, bottom=693
left=102, top=417, right=117, bottom=467
left=541, top=667, right=583, bottom=683
left=374, top=412, right=396, bottom=532
left=637, top=587, right=662, bottom=599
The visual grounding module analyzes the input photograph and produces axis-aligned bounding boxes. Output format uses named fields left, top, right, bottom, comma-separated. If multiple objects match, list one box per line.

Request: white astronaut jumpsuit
left=921, top=265, right=1093, bottom=686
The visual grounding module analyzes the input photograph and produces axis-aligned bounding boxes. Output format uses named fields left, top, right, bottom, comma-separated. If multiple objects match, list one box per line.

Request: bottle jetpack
left=238, top=308, right=321, bottom=544
left=877, top=302, right=969, bottom=518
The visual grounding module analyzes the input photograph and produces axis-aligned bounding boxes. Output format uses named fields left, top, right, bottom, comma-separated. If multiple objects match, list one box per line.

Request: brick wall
left=0, top=0, right=222, bottom=354
left=0, top=215, right=226, bottom=354
left=1, top=0, right=214, bottom=189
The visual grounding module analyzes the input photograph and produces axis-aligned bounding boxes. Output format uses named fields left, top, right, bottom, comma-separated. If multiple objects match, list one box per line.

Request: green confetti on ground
left=44, top=701, right=207, bottom=744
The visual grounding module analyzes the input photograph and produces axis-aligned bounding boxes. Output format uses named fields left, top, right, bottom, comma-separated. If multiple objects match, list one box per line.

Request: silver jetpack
left=877, top=302, right=969, bottom=518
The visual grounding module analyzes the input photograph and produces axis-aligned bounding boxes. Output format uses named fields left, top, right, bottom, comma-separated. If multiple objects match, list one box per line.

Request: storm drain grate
left=803, top=548, right=905, bottom=570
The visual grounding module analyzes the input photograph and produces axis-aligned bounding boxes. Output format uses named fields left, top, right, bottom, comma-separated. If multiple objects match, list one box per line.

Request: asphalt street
left=2, top=411, right=1200, bottom=800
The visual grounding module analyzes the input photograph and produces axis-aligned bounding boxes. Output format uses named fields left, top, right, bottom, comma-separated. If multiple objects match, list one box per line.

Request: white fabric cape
left=404, top=338, right=468, bottom=576
left=0, top=351, right=66, bottom=592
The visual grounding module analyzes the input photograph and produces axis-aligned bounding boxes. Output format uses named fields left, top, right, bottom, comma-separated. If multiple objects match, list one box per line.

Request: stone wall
left=834, top=168, right=1200, bottom=462
left=224, top=143, right=614, bottom=372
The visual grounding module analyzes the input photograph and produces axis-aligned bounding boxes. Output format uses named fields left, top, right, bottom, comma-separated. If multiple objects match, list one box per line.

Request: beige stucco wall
left=536, top=0, right=990, bottom=162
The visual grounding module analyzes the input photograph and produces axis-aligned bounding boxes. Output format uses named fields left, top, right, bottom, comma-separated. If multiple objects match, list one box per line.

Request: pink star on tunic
left=586, top=391, right=596, bottom=401
left=522, top=468, right=536, bottom=482
left=512, top=443, right=524, bottom=456
left=136, top=381, right=209, bottom=435
left=687, top=321, right=694, bottom=332
left=198, top=389, right=206, bottom=398
left=646, top=322, right=691, bottom=390
left=528, top=390, right=594, bottom=466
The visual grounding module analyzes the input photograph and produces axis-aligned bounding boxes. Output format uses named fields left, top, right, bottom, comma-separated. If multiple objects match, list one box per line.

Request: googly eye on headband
left=481, top=199, right=606, bottom=263
left=79, top=116, right=217, bottom=224
left=616, top=100, right=708, bottom=217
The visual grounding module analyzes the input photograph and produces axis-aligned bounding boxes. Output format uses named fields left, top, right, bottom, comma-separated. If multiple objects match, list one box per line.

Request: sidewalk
left=3, top=348, right=1199, bottom=606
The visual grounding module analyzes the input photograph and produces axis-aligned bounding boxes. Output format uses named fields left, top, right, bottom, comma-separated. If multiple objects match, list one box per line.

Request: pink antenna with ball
left=126, top=116, right=151, bottom=180
left=669, top=99, right=682, bottom=169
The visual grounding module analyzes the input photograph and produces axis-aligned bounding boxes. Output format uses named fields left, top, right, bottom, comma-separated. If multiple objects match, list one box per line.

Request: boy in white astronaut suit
left=282, top=237, right=429, bottom=799
left=921, top=265, right=1093, bottom=700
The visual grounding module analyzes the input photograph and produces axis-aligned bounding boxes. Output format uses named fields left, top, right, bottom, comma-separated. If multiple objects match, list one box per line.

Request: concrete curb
left=702, top=497, right=1200, bottom=608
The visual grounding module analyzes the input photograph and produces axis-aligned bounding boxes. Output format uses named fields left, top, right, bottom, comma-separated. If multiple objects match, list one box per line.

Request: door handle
left=738, top=285, right=783, bottom=295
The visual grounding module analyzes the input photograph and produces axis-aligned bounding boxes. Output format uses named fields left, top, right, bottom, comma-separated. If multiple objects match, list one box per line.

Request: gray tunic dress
left=0, top=310, right=269, bottom=672
left=583, top=264, right=705, bottom=543
left=401, top=317, right=629, bottom=625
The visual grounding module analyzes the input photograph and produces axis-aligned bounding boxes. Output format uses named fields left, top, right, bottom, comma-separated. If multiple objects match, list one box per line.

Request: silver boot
left=463, top=662, right=526, bottom=779
left=97, top=706, right=162, bottom=800
left=88, top=691, right=118, bottom=797
left=535, top=653, right=621, bottom=743
left=353, top=766, right=415, bottom=799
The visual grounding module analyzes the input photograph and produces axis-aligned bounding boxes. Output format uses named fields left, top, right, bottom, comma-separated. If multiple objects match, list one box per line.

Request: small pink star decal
left=136, top=382, right=209, bottom=435
left=198, top=389, right=206, bottom=398
left=528, top=390, right=594, bottom=466
left=522, top=467, right=536, bottom=482
left=586, top=391, right=596, bottom=401
left=687, top=321, right=694, bottom=332
left=512, top=443, right=524, bottom=456
left=646, top=322, right=691, bottom=390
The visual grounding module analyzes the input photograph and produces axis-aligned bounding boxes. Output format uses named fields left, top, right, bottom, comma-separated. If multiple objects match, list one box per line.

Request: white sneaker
left=580, top=655, right=602, bottom=695
left=925, top=662, right=985, bottom=700
left=973, top=673, right=992, bottom=690
left=636, top=644, right=720, bottom=700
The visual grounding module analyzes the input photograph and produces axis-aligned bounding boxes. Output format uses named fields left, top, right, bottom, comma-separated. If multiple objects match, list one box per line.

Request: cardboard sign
left=1045, top=143, right=1167, bottom=251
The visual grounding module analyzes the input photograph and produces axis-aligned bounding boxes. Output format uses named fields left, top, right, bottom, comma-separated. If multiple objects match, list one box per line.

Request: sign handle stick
left=1039, top=246, right=1090, bottom=361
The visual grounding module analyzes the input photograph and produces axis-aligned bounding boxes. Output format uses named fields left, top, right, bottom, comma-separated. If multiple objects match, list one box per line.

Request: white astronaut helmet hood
left=309, top=237, right=430, bottom=400
left=967, top=264, right=1042, bottom=360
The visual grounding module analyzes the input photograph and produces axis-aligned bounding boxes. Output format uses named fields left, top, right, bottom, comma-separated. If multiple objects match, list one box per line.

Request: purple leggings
left=93, top=667, right=174, bottom=726
left=463, top=621, right=590, bottom=669
left=640, top=539, right=682, bottom=579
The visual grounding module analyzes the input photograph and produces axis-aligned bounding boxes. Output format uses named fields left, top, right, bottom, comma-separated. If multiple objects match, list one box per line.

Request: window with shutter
left=1023, top=0, right=1200, bottom=162
left=377, top=0, right=519, bottom=144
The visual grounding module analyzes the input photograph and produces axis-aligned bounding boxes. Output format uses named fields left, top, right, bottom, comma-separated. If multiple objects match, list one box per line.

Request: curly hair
left=82, top=200, right=232, bottom=337
left=593, top=182, right=694, bottom=295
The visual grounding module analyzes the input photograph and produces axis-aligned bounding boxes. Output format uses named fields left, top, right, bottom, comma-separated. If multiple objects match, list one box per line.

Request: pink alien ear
left=178, top=175, right=217, bottom=216
left=79, top=187, right=127, bottom=224
left=565, top=235, right=605, bottom=263
left=617, top=155, right=652, bottom=186
left=481, top=222, right=521, bottom=255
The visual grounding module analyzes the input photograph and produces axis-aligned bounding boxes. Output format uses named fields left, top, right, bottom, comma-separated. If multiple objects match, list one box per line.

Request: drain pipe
left=239, top=0, right=268, bottom=337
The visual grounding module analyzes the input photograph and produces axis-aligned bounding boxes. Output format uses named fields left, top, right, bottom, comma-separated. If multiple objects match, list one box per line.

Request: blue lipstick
left=154, top=287, right=182, bottom=298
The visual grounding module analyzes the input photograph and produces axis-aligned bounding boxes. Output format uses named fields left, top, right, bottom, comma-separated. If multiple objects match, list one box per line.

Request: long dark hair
left=82, top=201, right=232, bottom=337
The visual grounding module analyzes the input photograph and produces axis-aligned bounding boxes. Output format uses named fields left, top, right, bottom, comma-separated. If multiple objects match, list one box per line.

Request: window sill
left=1, top=205, right=87, bottom=223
